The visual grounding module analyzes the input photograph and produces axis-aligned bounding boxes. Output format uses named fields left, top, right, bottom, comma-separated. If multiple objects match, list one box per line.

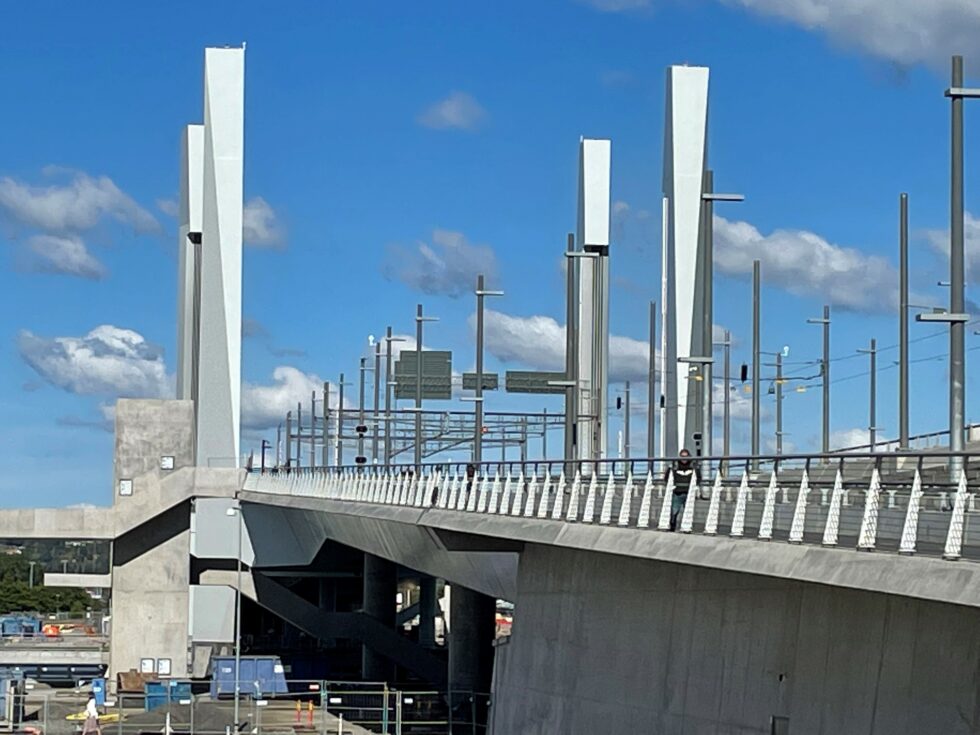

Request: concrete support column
left=449, top=586, right=496, bottom=694
left=362, top=553, right=397, bottom=682
left=419, top=576, right=437, bottom=648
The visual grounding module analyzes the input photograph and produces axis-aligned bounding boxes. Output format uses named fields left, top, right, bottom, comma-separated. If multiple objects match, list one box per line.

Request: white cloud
left=476, top=309, right=652, bottom=382
left=18, top=325, right=170, bottom=398
left=243, top=196, right=286, bottom=249
left=383, top=228, right=498, bottom=298
left=0, top=169, right=159, bottom=235
left=25, top=234, right=107, bottom=280
left=712, top=381, right=754, bottom=421
left=714, top=214, right=898, bottom=313
left=724, top=0, right=980, bottom=71
left=830, top=427, right=871, bottom=451
left=417, top=92, right=487, bottom=131
left=242, top=366, right=330, bottom=431
left=924, top=211, right=980, bottom=285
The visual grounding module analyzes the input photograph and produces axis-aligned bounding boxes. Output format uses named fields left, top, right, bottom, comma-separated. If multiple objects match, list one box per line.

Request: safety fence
left=5, top=679, right=489, bottom=735
left=245, top=452, right=980, bottom=562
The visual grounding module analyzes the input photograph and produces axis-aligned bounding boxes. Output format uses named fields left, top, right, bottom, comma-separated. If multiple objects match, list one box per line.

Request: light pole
left=858, top=339, right=878, bottom=450
left=762, top=347, right=790, bottom=455
left=647, top=301, right=657, bottom=460
left=751, top=260, right=761, bottom=467
left=624, top=381, right=631, bottom=459
left=678, top=356, right=713, bottom=457
left=712, top=330, right=732, bottom=469
left=938, top=55, right=978, bottom=477
left=899, top=193, right=910, bottom=450
left=372, top=341, right=381, bottom=463
left=700, top=172, right=744, bottom=459
left=806, top=306, right=831, bottom=454
left=473, top=274, right=504, bottom=464
left=564, top=248, right=598, bottom=463
left=225, top=501, right=244, bottom=730
left=414, top=304, right=439, bottom=467
left=383, top=328, right=407, bottom=465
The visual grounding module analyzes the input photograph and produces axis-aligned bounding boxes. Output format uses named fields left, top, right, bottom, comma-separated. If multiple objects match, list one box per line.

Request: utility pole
left=295, top=402, right=303, bottom=468
left=751, top=260, right=761, bottom=466
left=859, top=339, right=878, bottom=450
left=775, top=352, right=783, bottom=455
left=647, top=301, right=656, bottom=460
left=563, top=237, right=583, bottom=464
left=310, top=391, right=316, bottom=467
left=624, top=381, right=631, bottom=459
left=322, top=381, right=331, bottom=467
left=284, top=410, right=292, bottom=469
left=384, top=327, right=394, bottom=464
left=720, top=330, right=731, bottom=470
left=414, top=305, right=439, bottom=467
left=337, top=373, right=346, bottom=466
left=473, top=274, right=503, bottom=464
left=807, top=307, right=831, bottom=455
left=358, top=357, right=367, bottom=460
left=372, top=342, right=381, bottom=463
left=899, top=193, right=910, bottom=450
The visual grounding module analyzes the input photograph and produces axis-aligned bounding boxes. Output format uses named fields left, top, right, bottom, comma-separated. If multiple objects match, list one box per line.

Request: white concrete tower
left=576, top=138, right=612, bottom=461
left=197, top=46, right=245, bottom=468
left=176, top=124, right=204, bottom=401
left=661, top=65, right=709, bottom=457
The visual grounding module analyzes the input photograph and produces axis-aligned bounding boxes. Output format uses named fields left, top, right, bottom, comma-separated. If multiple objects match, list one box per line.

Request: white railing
left=244, top=459, right=978, bottom=562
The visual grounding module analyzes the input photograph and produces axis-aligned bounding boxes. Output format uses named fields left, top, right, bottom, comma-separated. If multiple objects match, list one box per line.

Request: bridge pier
left=361, top=553, right=397, bottom=682
left=449, top=585, right=495, bottom=694
left=418, top=575, right=438, bottom=648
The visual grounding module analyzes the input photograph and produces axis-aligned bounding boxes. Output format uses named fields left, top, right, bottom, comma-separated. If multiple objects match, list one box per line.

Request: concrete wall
left=492, top=544, right=980, bottom=734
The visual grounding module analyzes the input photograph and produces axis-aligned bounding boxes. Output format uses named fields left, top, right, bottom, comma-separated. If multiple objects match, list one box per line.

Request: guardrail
left=245, top=451, right=979, bottom=563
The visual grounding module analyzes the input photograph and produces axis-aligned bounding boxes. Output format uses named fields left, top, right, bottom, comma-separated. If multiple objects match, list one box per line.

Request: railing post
left=899, top=469, right=923, bottom=555
left=944, top=469, right=970, bottom=560
left=788, top=466, right=810, bottom=544
left=618, top=469, right=635, bottom=527
left=730, top=470, right=749, bottom=538
left=657, top=471, right=674, bottom=531
left=822, top=468, right=844, bottom=547
left=758, top=470, right=778, bottom=540
left=703, top=472, right=722, bottom=535
left=637, top=470, right=654, bottom=528
left=857, top=465, right=882, bottom=550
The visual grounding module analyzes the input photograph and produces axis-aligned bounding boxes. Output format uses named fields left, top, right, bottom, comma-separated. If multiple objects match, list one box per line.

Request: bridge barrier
left=245, top=451, right=980, bottom=563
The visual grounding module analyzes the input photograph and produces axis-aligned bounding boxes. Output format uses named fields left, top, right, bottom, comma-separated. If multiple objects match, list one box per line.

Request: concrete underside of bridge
left=492, top=543, right=980, bottom=734
left=242, top=493, right=980, bottom=734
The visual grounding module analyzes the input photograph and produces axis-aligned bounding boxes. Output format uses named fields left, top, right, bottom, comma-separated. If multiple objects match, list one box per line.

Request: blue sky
left=3, top=0, right=980, bottom=507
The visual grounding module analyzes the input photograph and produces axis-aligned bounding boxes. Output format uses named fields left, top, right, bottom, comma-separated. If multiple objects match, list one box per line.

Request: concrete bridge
left=4, top=400, right=980, bottom=733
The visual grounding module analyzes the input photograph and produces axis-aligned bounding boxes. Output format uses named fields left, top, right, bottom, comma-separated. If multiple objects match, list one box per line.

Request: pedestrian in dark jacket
left=666, top=448, right=700, bottom=531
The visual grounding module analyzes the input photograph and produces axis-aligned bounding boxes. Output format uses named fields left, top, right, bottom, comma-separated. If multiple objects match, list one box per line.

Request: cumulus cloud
left=417, top=92, right=487, bottom=131
left=18, top=325, right=170, bottom=398
left=383, top=228, right=498, bottom=298
left=714, top=214, right=898, bottom=313
left=724, top=0, right=980, bottom=71
left=476, top=309, right=652, bottom=382
left=830, top=427, right=872, bottom=451
left=0, top=169, right=159, bottom=235
left=712, top=381, right=754, bottom=421
left=243, top=196, right=286, bottom=249
left=24, top=234, right=107, bottom=280
left=242, top=366, right=328, bottom=431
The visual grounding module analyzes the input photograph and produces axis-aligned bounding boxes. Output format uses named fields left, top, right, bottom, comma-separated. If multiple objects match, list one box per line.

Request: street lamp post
left=414, top=305, right=439, bottom=467
left=858, top=339, right=878, bottom=450
left=712, top=330, right=732, bottom=470
left=624, top=381, right=631, bottom=459
left=700, top=173, right=744, bottom=460
left=647, top=301, right=657, bottom=461
left=383, top=328, right=407, bottom=465
left=899, top=193, right=910, bottom=450
left=473, top=274, right=504, bottom=464
left=751, top=260, right=762, bottom=468
left=807, top=306, right=831, bottom=455
left=775, top=352, right=783, bottom=455
left=225, top=502, right=244, bottom=730
left=372, top=341, right=381, bottom=463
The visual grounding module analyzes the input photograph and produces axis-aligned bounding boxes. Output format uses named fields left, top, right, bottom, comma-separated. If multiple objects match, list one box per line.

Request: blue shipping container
left=144, top=681, right=192, bottom=712
left=210, top=657, right=288, bottom=699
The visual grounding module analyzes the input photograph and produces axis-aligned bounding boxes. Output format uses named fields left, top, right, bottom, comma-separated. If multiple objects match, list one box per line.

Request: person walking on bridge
left=666, top=448, right=699, bottom=531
